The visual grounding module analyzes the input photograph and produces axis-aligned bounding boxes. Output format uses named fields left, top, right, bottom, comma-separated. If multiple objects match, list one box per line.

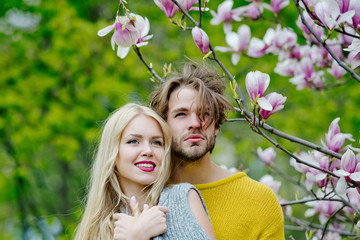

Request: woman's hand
left=113, top=197, right=168, bottom=240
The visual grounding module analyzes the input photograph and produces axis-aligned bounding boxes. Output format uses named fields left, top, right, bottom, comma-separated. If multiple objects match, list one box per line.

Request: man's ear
left=215, top=128, right=219, bottom=136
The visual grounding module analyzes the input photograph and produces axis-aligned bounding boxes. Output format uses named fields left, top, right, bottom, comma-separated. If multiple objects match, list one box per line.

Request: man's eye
left=152, top=140, right=163, bottom=146
left=127, top=139, right=138, bottom=144
left=175, top=113, right=185, bottom=117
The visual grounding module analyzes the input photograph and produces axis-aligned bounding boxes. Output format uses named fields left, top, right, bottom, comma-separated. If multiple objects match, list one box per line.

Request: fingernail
left=131, top=196, right=136, bottom=203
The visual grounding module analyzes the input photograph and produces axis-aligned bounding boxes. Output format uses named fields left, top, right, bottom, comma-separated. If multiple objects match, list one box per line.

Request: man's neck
left=170, top=152, right=234, bottom=184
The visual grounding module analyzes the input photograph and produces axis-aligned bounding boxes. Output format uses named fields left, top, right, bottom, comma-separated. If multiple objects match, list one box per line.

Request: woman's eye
left=152, top=140, right=163, bottom=146
left=127, top=139, right=138, bottom=144
left=175, top=113, right=185, bottom=118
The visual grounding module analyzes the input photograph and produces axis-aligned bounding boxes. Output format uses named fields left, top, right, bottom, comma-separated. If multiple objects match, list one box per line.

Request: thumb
left=130, top=196, right=140, bottom=218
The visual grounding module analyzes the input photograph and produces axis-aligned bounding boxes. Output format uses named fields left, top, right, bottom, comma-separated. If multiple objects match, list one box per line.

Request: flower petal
left=258, top=97, right=273, bottom=111
left=335, top=177, right=347, bottom=195
left=97, top=23, right=115, bottom=37
left=117, top=46, right=131, bottom=59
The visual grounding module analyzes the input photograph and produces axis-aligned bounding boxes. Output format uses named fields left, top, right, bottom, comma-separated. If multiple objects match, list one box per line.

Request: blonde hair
left=75, top=103, right=172, bottom=239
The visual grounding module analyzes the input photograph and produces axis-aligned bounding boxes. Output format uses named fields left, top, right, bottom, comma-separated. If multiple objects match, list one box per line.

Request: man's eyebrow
left=170, top=107, right=189, bottom=113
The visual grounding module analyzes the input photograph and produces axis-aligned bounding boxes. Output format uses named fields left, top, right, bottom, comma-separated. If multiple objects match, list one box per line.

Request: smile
left=135, top=161, right=156, bottom=172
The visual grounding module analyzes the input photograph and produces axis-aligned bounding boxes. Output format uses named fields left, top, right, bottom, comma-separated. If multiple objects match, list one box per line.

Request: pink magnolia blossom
left=313, top=0, right=355, bottom=30
left=264, top=0, right=290, bottom=14
left=333, top=149, right=360, bottom=183
left=267, top=26, right=297, bottom=55
left=191, top=27, right=210, bottom=54
left=210, top=0, right=243, bottom=33
left=257, top=147, right=276, bottom=166
left=296, top=11, right=324, bottom=43
left=215, top=24, right=251, bottom=65
left=305, top=190, right=343, bottom=224
left=324, top=118, right=354, bottom=153
left=178, top=0, right=198, bottom=11
left=335, top=0, right=351, bottom=13
left=245, top=71, right=272, bottom=111
left=344, top=38, right=360, bottom=69
left=97, top=14, right=148, bottom=59
left=343, top=188, right=360, bottom=215
left=259, top=92, right=287, bottom=120
left=274, top=59, right=298, bottom=76
left=242, top=2, right=263, bottom=20
left=349, top=0, right=360, bottom=30
left=327, top=60, right=346, bottom=79
left=259, top=175, right=281, bottom=193
left=247, top=28, right=274, bottom=58
left=290, top=57, right=324, bottom=90
left=154, top=0, right=179, bottom=18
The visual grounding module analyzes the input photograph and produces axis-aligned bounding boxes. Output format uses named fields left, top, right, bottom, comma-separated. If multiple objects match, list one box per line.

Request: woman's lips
left=135, top=161, right=156, bottom=172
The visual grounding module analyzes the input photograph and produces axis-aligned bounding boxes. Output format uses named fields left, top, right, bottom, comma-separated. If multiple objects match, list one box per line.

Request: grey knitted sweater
left=153, top=183, right=212, bottom=240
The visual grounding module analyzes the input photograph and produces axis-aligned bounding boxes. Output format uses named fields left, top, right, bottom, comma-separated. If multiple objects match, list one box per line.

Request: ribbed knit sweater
left=194, top=172, right=284, bottom=240
left=154, top=183, right=212, bottom=240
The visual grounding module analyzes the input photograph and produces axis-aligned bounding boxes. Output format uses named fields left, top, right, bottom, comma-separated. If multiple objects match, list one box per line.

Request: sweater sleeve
left=154, top=183, right=212, bottom=240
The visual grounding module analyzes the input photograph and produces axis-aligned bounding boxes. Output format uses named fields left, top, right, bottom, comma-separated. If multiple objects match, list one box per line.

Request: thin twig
left=133, top=46, right=164, bottom=83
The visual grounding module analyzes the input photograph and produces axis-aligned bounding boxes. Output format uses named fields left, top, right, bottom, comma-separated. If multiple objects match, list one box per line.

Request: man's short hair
left=149, top=62, right=233, bottom=129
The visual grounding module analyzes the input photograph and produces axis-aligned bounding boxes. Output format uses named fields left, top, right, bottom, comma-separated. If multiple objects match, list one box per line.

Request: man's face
left=166, top=87, right=219, bottom=162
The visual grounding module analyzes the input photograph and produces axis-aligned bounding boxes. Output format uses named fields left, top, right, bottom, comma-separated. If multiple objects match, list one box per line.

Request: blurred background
left=1, top=0, right=359, bottom=239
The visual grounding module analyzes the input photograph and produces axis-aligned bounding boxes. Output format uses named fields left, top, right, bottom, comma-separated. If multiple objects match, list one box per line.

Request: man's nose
left=188, top=113, right=201, bottom=130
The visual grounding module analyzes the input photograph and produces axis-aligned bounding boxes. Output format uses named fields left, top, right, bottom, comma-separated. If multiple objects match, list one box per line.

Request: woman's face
left=116, top=114, right=165, bottom=193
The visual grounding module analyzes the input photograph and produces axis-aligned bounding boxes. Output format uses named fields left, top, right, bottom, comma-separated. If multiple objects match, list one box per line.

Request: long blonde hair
left=75, top=103, right=172, bottom=239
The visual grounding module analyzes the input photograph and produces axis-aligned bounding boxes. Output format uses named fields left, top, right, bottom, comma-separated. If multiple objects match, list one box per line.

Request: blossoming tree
left=98, top=0, right=360, bottom=239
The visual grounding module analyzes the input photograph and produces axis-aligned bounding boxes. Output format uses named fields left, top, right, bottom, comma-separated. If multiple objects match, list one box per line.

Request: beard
left=171, top=133, right=216, bottom=162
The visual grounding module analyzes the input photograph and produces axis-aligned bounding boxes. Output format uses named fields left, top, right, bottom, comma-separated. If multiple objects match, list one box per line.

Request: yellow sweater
left=194, top=172, right=284, bottom=240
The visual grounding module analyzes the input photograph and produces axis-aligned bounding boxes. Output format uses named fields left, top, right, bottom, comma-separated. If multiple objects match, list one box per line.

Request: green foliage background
left=0, top=0, right=359, bottom=239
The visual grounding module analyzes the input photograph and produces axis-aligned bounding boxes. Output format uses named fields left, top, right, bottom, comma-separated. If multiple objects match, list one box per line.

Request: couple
left=75, top=62, right=284, bottom=239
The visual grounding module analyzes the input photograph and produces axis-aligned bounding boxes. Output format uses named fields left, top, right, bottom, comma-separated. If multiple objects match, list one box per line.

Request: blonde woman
left=75, top=103, right=216, bottom=239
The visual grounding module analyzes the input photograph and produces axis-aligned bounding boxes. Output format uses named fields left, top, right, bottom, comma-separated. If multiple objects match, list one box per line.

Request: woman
left=75, top=103, right=216, bottom=239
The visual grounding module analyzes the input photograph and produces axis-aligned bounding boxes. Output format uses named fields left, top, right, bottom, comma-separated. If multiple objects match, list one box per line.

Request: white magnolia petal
left=304, top=208, right=316, bottom=217
left=142, top=34, right=153, bottom=41
left=136, top=41, right=149, bottom=47
left=231, top=53, right=241, bottom=65
left=335, top=177, right=347, bottom=196
left=97, top=23, right=115, bottom=37
left=315, top=173, right=327, bottom=181
left=350, top=172, right=360, bottom=181
left=117, top=46, right=131, bottom=59
left=111, top=34, right=116, bottom=51
left=333, top=169, right=351, bottom=177
left=258, top=97, right=273, bottom=111
left=214, top=46, right=232, bottom=52
left=225, top=32, right=240, bottom=51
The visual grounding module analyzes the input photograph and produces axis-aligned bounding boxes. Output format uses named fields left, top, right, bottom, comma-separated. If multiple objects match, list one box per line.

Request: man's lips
left=185, top=134, right=204, bottom=143
left=134, top=161, right=156, bottom=172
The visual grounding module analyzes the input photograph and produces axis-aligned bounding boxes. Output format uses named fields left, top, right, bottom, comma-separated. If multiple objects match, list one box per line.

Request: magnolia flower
left=192, top=27, right=210, bottom=54
left=259, top=175, right=281, bottom=193
left=259, top=92, right=287, bottom=120
left=210, top=0, right=243, bottom=33
left=264, top=0, right=290, bottom=14
left=242, top=2, right=263, bottom=19
left=324, top=117, right=354, bottom=153
left=344, top=38, right=360, bottom=69
left=313, top=0, right=355, bottom=30
left=215, top=24, right=251, bottom=65
left=334, top=149, right=360, bottom=182
left=178, top=0, right=198, bottom=11
left=97, top=14, right=149, bottom=59
left=274, top=59, right=298, bottom=76
left=257, top=147, right=276, bottom=166
left=296, top=12, right=324, bottom=43
left=266, top=26, right=297, bottom=55
left=154, top=0, right=179, bottom=18
left=245, top=71, right=272, bottom=111
left=305, top=199, right=343, bottom=224
left=327, top=60, right=346, bottom=79
left=349, top=0, right=360, bottom=30
left=247, top=28, right=274, bottom=58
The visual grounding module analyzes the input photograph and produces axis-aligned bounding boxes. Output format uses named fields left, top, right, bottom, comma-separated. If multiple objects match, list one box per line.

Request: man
left=149, top=62, right=284, bottom=239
